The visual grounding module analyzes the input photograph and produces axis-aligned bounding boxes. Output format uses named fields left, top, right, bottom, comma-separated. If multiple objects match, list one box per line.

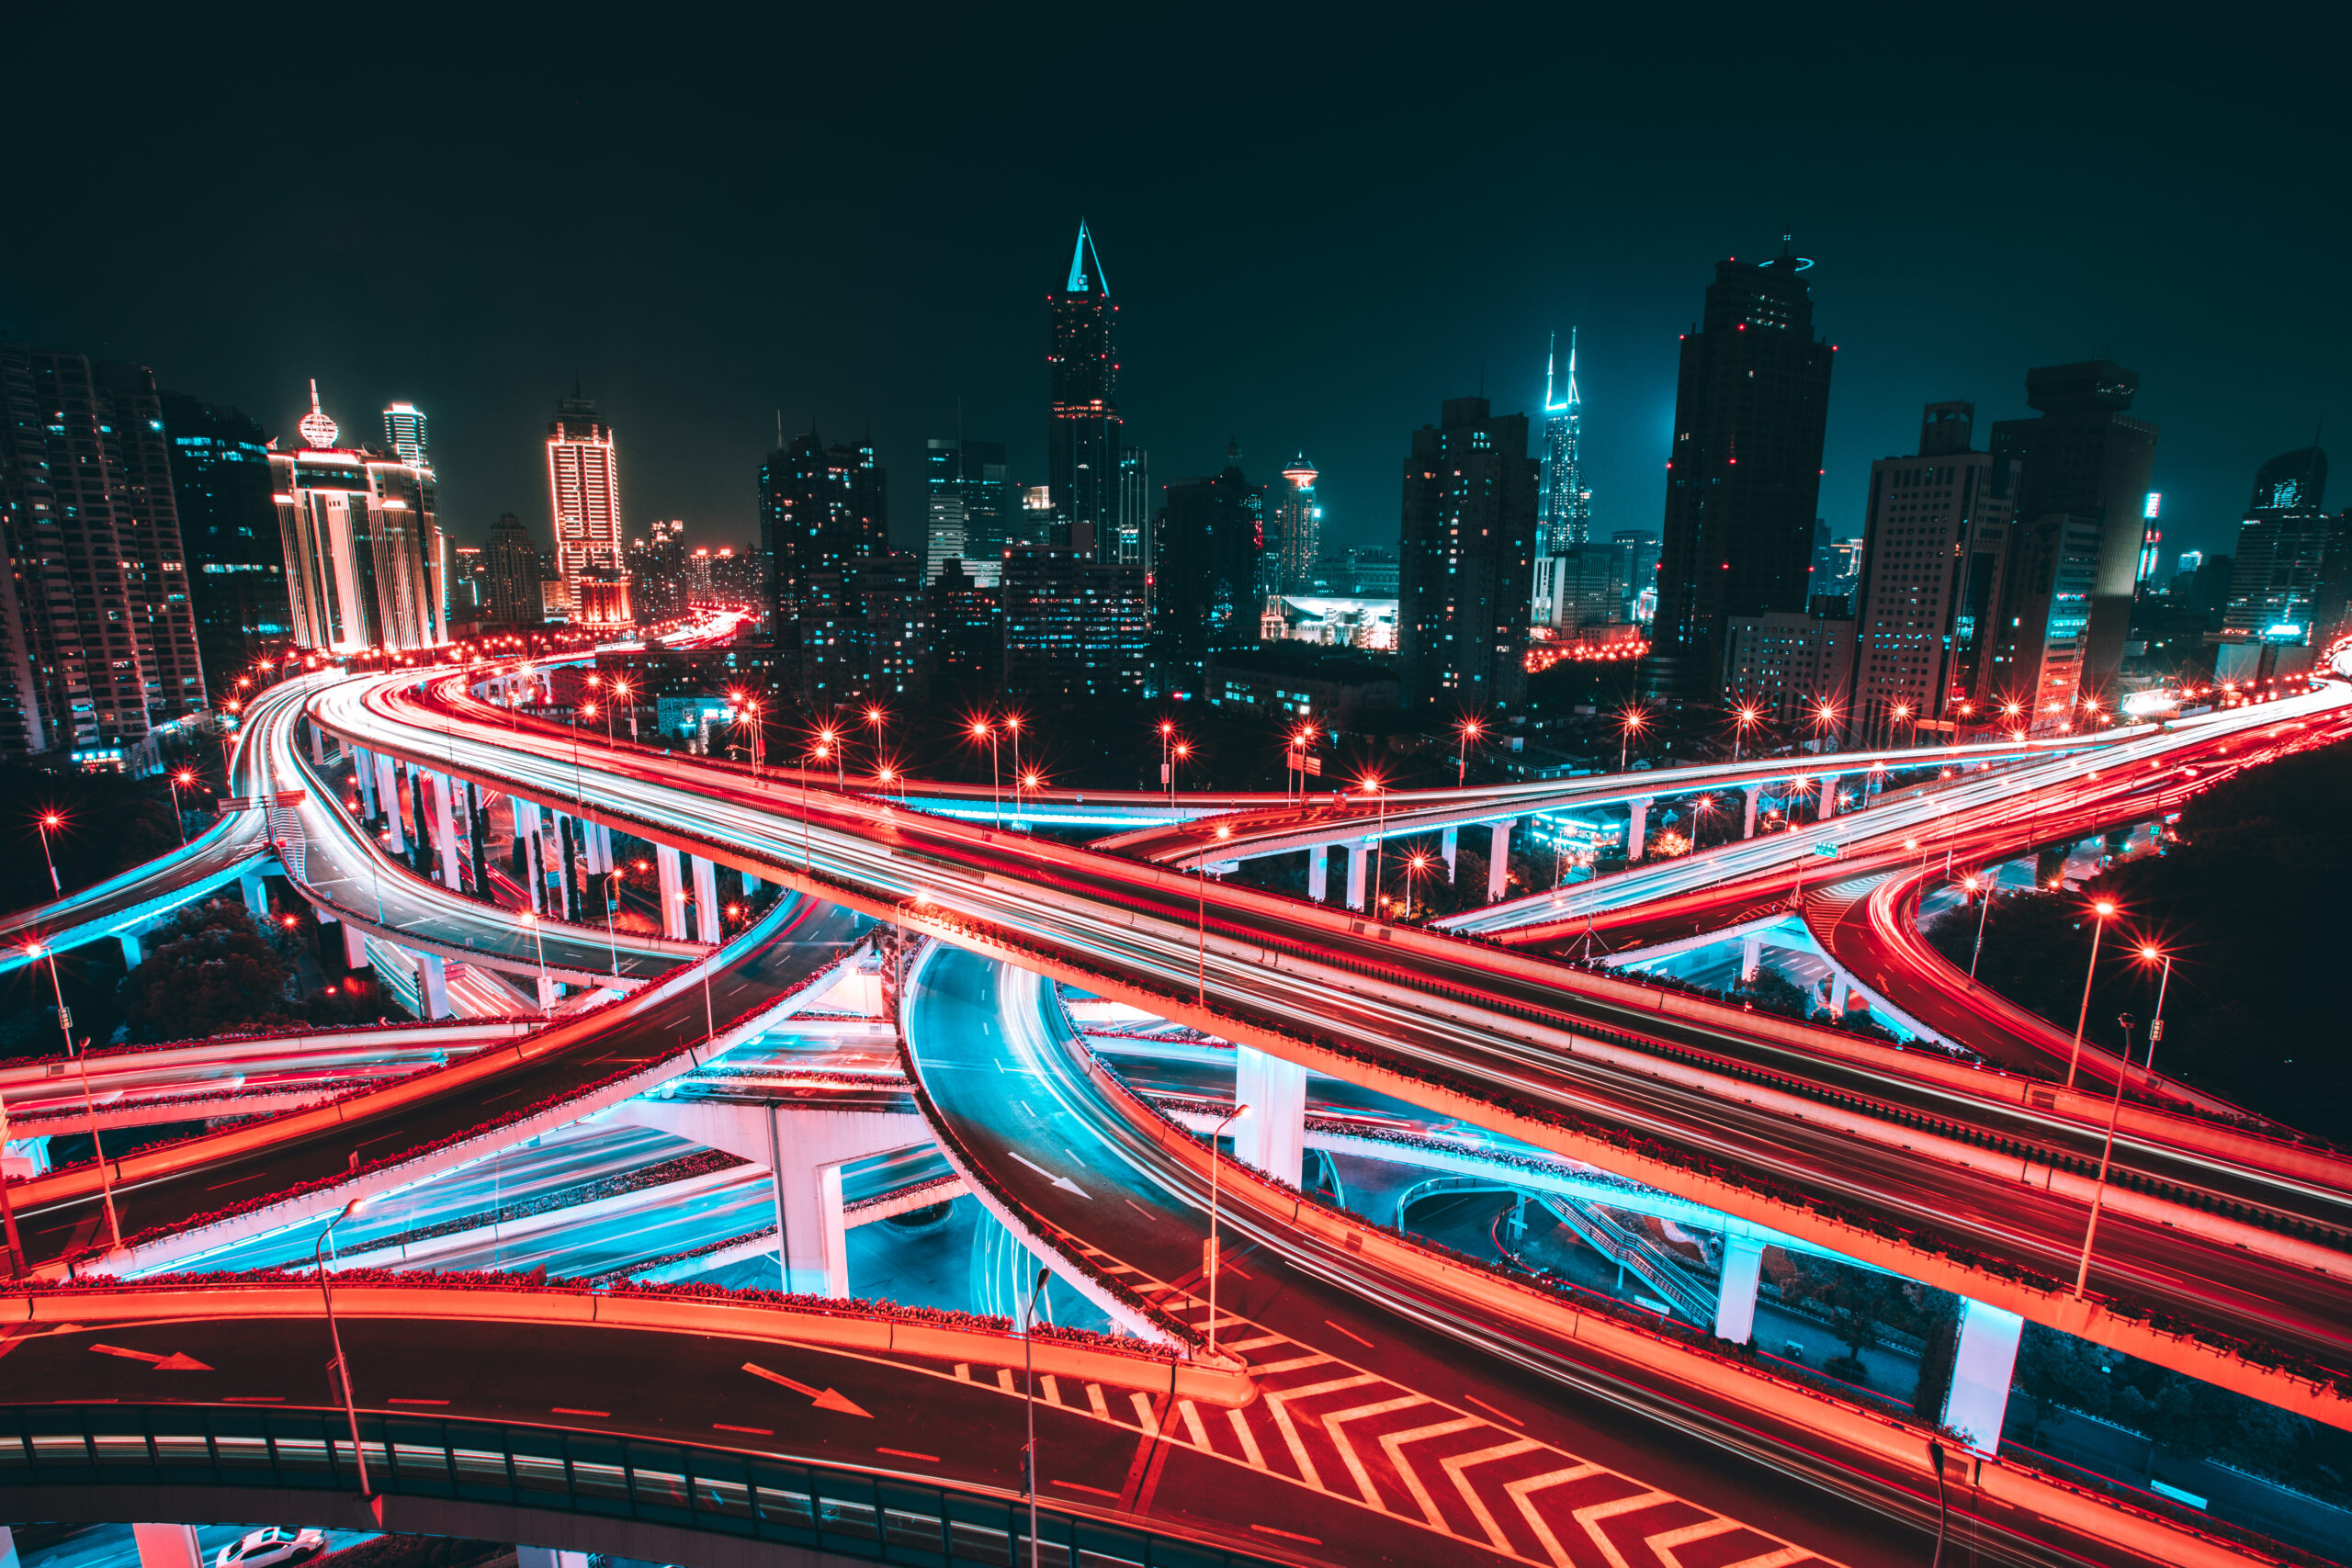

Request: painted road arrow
left=91, top=1343, right=211, bottom=1371
left=1006, top=1150, right=1091, bottom=1198
left=742, top=1361, right=871, bottom=1417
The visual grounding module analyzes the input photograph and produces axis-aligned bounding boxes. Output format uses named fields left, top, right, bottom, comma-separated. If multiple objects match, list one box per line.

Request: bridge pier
left=1487, top=820, right=1512, bottom=901
left=1626, top=796, right=1652, bottom=862
left=1232, top=1045, right=1307, bottom=1188
left=1306, top=844, right=1329, bottom=902
left=1819, top=773, right=1839, bottom=819
left=309, top=717, right=329, bottom=765
left=657, top=845, right=688, bottom=939
left=1829, top=972, right=1851, bottom=1014
left=514, top=798, right=545, bottom=912
left=375, top=752, right=405, bottom=852
left=1441, top=826, right=1458, bottom=883
left=1713, top=1235, right=1765, bottom=1344
left=428, top=772, right=462, bottom=890
left=1942, top=1299, right=2024, bottom=1452
left=130, top=1524, right=203, bottom=1568
left=1345, top=843, right=1368, bottom=911
left=239, top=869, right=268, bottom=922
left=416, top=951, right=452, bottom=1020
left=1739, top=931, right=1761, bottom=984
left=353, top=745, right=377, bottom=818
left=692, top=854, right=721, bottom=942
left=1742, top=784, right=1761, bottom=839
left=119, top=932, right=142, bottom=969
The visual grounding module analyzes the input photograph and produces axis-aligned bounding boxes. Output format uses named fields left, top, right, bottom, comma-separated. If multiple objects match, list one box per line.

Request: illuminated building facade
left=1001, top=547, right=1148, bottom=701
left=545, top=394, right=622, bottom=618
left=1718, top=606, right=1855, bottom=728
left=1115, top=446, right=1151, bottom=570
left=573, top=566, right=633, bottom=628
left=275, top=382, right=447, bottom=655
left=798, top=553, right=928, bottom=706
left=1047, top=221, right=1120, bottom=556
left=1987, top=360, right=2157, bottom=693
left=1272, top=455, right=1321, bottom=597
left=159, top=391, right=291, bottom=692
left=383, top=401, right=429, bottom=468
left=483, top=512, right=540, bottom=626
left=1396, top=396, right=1539, bottom=710
left=759, top=429, right=887, bottom=625
left=1847, top=402, right=2018, bottom=742
left=1645, top=248, right=1835, bottom=702
left=1532, top=331, right=1594, bottom=626
left=924, top=437, right=1009, bottom=585
left=629, top=519, right=689, bottom=624
left=2217, top=446, right=2336, bottom=678
left=1979, top=512, right=2102, bottom=730
left=0, top=345, right=208, bottom=757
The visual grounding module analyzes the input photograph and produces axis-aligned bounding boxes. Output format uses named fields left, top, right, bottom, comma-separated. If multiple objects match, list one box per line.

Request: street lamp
left=35, top=811, right=63, bottom=896
left=314, top=1196, right=377, bottom=1507
left=1616, top=705, right=1648, bottom=772
left=2137, top=942, right=2174, bottom=1081
left=1158, top=721, right=1178, bottom=806
left=168, top=768, right=198, bottom=846
left=1204, top=1103, right=1250, bottom=1358
left=2065, top=898, right=2119, bottom=1089
left=612, top=677, right=638, bottom=743
left=1021, top=1262, right=1052, bottom=1568
left=2073, top=1011, right=2136, bottom=1300
left=1690, top=795, right=1715, bottom=851
left=28, top=943, right=120, bottom=1252
left=863, top=705, right=888, bottom=775
left=1963, top=874, right=1995, bottom=984
left=969, top=720, right=1001, bottom=827
left=1453, top=716, right=1485, bottom=787
left=1731, top=705, right=1762, bottom=763
left=602, top=869, right=623, bottom=977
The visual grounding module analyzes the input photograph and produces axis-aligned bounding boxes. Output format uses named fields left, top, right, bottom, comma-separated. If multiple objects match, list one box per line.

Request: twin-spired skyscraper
left=1047, top=221, right=1121, bottom=557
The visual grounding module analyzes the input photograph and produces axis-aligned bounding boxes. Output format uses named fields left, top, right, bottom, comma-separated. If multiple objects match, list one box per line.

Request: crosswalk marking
left=1085, top=1382, right=1110, bottom=1419
left=1176, top=1398, right=1211, bottom=1450
left=1222, top=1332, right=1289, bottom=1353
left=1128, top=1391, right=1159, bottom=1435
left=1039, top=1374, right=1061, bottom=1405
left=1321, top=1393, right=1430, bottom=1508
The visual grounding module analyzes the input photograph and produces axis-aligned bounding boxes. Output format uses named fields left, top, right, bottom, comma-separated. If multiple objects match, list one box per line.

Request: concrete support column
left=342, top=921, right=369, bottom=969
left=769, top=1144, right=851, bottom=1296
left=1441, top=826, right=1459, bottom=883
left=692, top=855, right=721, bottom=943
left=518, top=1551, right=591, bottom=1568
left=353, top=746, right=377, bottom=818
left=1941, top=1299, right=2025, bottom=1453
left=657, top=844, right=688, bottom=938
left=1713, top=1235, right=1766, bottom=1344
left=1232, top=1044, right=1308, bottom=1189
left=239, top=870, right=268, bottom=922
left=1306, top=844, right=1329, bottom=902
left=1, top=1522, right=20, bottom=1568
left=1344, top=844, right=1367, bottom=911
left=1740, top=931, right=1761, bottom=983
left=309, top=719, right=329, bottom=765
left=416, top=951, right=451, bottom=1020
left=428, top=773, right=461, bottom=890
left=375, top=752, right=405, bottom=852
left=130, top=1526, right=203, bottom=1568
left=1742, top=785, right=1760, bottom=839
left=1487, top=820, right=1512, bottom=901
left=1829, top=972, right=1850, bottom=1014
left=514, top=799, right=544, bottom=913
left=536, top=974, right=560, bottom=1010
left=119, top=932, right=142, bottom=969
left=742, top=868, right=761, bottom=896
left=1819, top=773, right=1839, bottom=819
left=1626, top=796, right=1652, bottom=862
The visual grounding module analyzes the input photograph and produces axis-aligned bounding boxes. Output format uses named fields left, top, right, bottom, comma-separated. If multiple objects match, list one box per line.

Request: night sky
left=10, top=7, right=2346, bottom=570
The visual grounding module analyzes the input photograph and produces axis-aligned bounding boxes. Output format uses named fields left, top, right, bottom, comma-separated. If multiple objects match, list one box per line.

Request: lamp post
left=1731, top=705, right=1760, bottom=764
left=614, top=677, right=637, bottom=743
left=1964, top=874, right=1995, bottom=984
left=679, top=891, right=716, bottom=1035
left=1617, top=705, right=1647, bottom=773
left=1021, top=1263, right=1051, bottom=1568
left=1204, top=1103, right=1250, bottom=1358
left=2138, top=942, right=2174, bottom=1081
left=35, top=811, right=63, bottom=896
left=1004, top=714, right=1023, bottom=796
left=314, top=1196, right=375, bottom=1505
left=30, top=943, right=120, bottom=1253
left=863, top=705, right=888, bottom=777
left=603, top=869, right=623, bottom=977
left=519, top=910, right=549, bottom=1014
left=1157, top=721, right=1177, bottom=807
left=1170, top=741, right=1191, bottom=813
left=2073, top=1011, right=2135, bottom=1299
left=168, top=769, right=198, bottom=846
left=2065, top=898, right=2118, bottom=1089
left=1453, top=716, right=1484, bottom=787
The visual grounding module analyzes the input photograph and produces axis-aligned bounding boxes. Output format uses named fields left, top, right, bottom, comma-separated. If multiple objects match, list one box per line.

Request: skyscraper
left=759, top=428, right=888, bottom=626
left=1273, top=455, right=1321, bottom=597
left=2218, top=446, right=2334, bottom=677
left=1537, top=331, right=1589, bottom=553
left=1987, top=360, right=2158, bottom=694
left=1396, top=396, right=1540, bottom=711
left=545, top=393, right=622, bottom=619
left=1844, top=402, right=2020, bottom=742
left=0, top=346, right=209, bottom=759
left=484, top=512, right=540, bottom=626
left=1115, top=446, right=1152, bottom=571
left=159, top=392, right=290, bottom=693
left=1151, top=445, right=1264, bottom=680
left=275, top=382, right=447, bottom=655
left=924, top=437, right=1009, bottom=584
left=1645, top=247, right=1835, bottom=702
left=1047, top=221, right=1121, bottom=556
left=383, top=401, right=429, bottom=468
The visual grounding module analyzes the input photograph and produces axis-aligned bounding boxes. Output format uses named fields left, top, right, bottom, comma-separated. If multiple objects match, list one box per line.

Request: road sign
left=1813, top=842, right=1841, bottom=857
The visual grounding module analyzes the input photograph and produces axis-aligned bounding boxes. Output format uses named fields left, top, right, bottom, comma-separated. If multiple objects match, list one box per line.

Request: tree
left=119, top=899, right=306, bottom=1042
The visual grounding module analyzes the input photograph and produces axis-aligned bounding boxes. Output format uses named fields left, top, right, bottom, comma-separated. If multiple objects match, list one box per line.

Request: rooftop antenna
left=775, top=410, right=784, bottom=450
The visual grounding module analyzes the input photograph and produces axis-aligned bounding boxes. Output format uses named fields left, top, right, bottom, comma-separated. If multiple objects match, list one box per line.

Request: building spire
left=1544, top=333, right=1557, bottom=411
left=1565, top=326, right=1580, bottom=409
left=1067, top=220, right=1110, bottom=296
left=298, top=378, right=338, bottom=449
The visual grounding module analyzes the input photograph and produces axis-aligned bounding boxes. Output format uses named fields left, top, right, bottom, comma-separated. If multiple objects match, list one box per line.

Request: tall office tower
left=1845, top=402, right=2020, bottom=743
left=924, top=437, right=1010, bottom=585
left=1978, top=512, right=2103, bottom=729
left=2217, top=447, right=2333, bottom=677
left=1047, top=221, right=1121, bottom=557
left=798, top=551, right=930, bottom=708
left=629, top=518, right=690, bottom=624
left=275, top=382, right=447, bottom=655
left=383, top=401, right=430, bottom=468
left=452, top=547, right=487, bottom=615
left=1273, top=455, right=1321, bottom=596
left=545, top=394, right=622, bottom=618
left=159, top=392, right=291, bottom=693
left=484, top=512, right=541, bottom=626
left=760, top=429, right=888, bottom=626
left=1987, top=360, right=2158, bottom=693
left=1396, top=396, right=1540, bottom=711
left=0, top=346, right=209, bottom=759
left=1536, top=331, right=1590, bottom=554
left=1644, top=249, right=1835, bottom=702
left=1150, top=445, right=1264, bottom=680
left=1612, top=530, right=1660, bottom=622
left=1001, top=547, right=1149, bottom=702
left=1115, top=446, right=1152, bottom=570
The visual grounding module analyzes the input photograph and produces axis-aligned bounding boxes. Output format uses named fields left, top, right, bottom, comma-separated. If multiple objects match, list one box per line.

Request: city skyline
left=7, top=11, right=2342, bottom=578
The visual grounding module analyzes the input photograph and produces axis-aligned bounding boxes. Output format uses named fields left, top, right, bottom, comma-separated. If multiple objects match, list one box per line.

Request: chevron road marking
left=1442, top=1439, right=1545, bottom=1552
left=1322, top=1393, right=1430, bottom=1506
left=1377, top=1416, right=1483, bottom=1528
left=1572, top=1489, right=1678, bottom=1568
left=1505, top=1464, right=1608, bottom=1566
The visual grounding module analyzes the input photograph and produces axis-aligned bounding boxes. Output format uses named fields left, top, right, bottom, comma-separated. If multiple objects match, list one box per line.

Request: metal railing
left=0, top=1404, right=1293, bottom=1568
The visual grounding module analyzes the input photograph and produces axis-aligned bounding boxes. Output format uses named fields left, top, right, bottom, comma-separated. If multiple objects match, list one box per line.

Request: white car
left=215, top=1529, right=326, bottom=1568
